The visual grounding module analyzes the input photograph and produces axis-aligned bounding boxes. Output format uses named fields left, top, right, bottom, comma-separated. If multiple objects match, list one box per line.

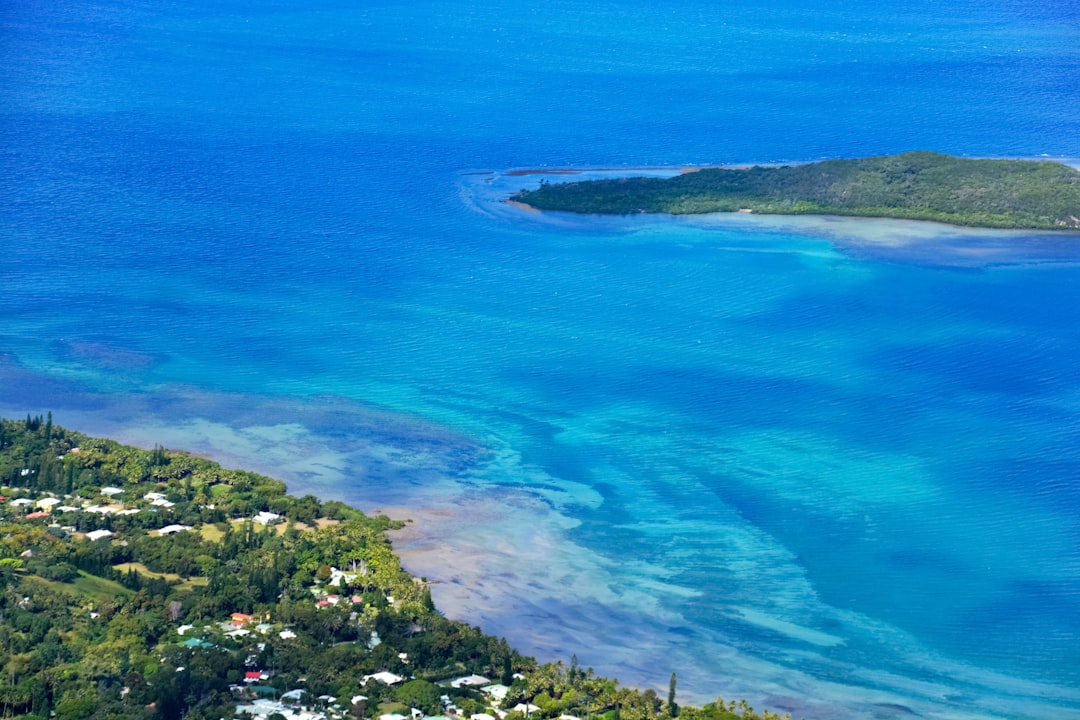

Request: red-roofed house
left=25, top=511, right=49, bottom=519
left=243, top=671, right=261, bottom=683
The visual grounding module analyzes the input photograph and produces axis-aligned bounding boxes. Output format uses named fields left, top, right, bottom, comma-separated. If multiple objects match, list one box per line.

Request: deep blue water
left=3, top=1, right=1080, bottom=718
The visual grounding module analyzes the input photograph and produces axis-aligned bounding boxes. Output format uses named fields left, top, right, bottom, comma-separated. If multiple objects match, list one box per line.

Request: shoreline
left=505, top=193, right=1080, bottom=238
left=472, top=168, right=1080, bottom=268
left=5, top=392, right=1080, bottom=719
left=497, top=155, right=1080, bottom=233
left=501, top=167, right=1080, bottom=232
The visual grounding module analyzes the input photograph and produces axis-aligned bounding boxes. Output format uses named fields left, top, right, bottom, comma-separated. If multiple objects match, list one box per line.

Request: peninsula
left=0, top=416, right=790, bottom=720
left=509, top=152, right=1080, bottom=230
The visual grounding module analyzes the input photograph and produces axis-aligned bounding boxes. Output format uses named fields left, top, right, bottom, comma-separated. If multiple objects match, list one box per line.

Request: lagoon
left=3, top=1, right=1080, bottom=718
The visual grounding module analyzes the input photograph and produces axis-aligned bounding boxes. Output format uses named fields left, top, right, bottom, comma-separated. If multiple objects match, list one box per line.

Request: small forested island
left=510, top=152, right=1080, bottom=230
left=0, top=416, right=789, bottom=720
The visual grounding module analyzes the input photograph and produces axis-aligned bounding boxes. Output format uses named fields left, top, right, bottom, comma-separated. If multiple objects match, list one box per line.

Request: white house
left=447, top=675, right=490, bottom=688
left=327, top=567, right=356, bottom=587
left=36, top=497, right=61, bottom=509
left=11, top=498, right=34, bottom=507
left=144, top=492, right=166, bottom=501
left=157, top=524, right=193, bottom=536
left=86, top=530, right=114, bottom=541
left=362, top=671, right=404, bottom=686
left=253, top=511, right=282, bottom=525
left=234, top=699, right=324, bottom=720
left=479, top=685, right=509, bottom=702
left=101, top=487, right=124, bottom=496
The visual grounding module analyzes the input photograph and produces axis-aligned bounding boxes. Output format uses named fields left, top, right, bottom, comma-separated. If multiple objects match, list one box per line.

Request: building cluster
left=0, top=481, right=277, bottom=539
left=230, top=672, right=566, bottom=720
left=2, top=478, right=570, bottom=720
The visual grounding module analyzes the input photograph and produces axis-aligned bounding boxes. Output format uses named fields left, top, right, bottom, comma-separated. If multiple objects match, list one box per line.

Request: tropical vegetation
left=510, top=152, right=1080, bottom=230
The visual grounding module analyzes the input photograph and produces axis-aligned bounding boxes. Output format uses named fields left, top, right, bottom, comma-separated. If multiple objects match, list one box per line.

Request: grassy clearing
left=74, top=570, right=135, bottom=599
left=227, top=516, right=340, bottom=536
left=24, top=571, right=132, bottom=602
left=114, top=562, right=208, bottom=590
left=208, top=483, right=231, bottom=498
left=199, top=523, right=225, bottom=542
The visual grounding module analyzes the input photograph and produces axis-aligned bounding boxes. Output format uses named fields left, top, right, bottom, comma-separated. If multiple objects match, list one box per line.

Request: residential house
left=479, top=686, right=509, bottom=702
left=157, top=524, right=193, bottom=536
left=253, top=511, right=282, bottom=525
left=361, top=671, right=404, bottom=685
left=445, top=675, right=490, bottom=689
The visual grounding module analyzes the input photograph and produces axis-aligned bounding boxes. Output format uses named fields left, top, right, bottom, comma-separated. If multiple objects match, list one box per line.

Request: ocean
left=2, top=1, right=1080, bottom=718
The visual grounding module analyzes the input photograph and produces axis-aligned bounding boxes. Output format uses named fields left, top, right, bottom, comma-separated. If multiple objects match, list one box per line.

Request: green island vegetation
left=510, top=152, right=1080, bottom=230
left=0, top=415, right=791, bottom=720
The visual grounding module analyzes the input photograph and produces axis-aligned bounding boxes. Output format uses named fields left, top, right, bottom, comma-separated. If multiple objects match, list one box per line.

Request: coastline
left=475, top=167, right=1080, bottom=268
left=499, top=156, right=1080, bottom=233
left=4, top=380, right=1080, bottom=719
left=504, top=199, right=540, bottom=213
left=501, top=158, right=1080, bottom=232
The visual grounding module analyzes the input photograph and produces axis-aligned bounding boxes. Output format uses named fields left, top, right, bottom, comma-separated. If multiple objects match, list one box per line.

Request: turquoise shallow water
left=3, top=1, right=1080, bottom=718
